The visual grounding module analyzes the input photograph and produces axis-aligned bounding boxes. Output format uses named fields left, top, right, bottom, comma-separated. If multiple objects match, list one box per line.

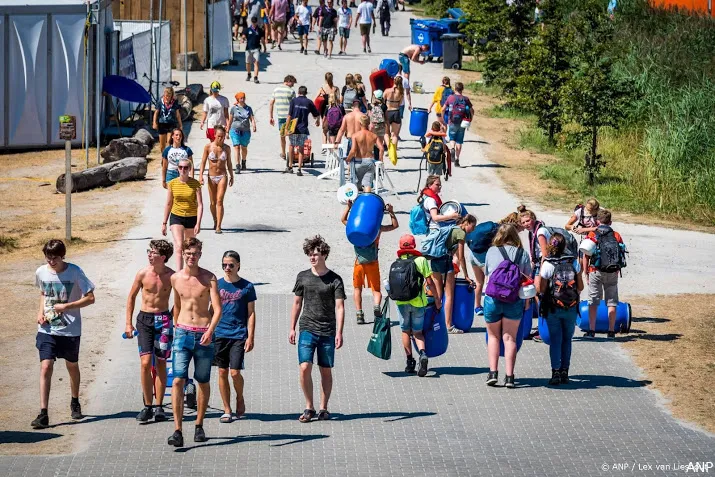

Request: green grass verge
left=0, top=235, right=18, bottom=252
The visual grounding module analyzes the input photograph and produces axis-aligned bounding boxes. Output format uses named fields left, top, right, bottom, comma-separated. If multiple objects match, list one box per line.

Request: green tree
left=563, top=0, right=632, bottom=184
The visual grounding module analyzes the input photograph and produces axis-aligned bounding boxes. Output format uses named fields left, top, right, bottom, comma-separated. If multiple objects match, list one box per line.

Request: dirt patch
left=625, top=295, right=715, bottom=434
left=0, top=145, right=161, bottom=455
left=457, top=73, right=715, bottom=233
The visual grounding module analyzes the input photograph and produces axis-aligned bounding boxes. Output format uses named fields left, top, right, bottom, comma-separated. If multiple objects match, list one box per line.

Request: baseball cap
left=374, top=89, right=384, bottom=99
left=235, top=92, right=246, bottom=101
left=399, top=234, right=416, bottom=250
left=210, top=81, right=221, bottom=92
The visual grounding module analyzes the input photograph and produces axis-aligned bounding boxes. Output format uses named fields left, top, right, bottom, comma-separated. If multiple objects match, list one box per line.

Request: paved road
left=2, top=8, right=714, bottom=476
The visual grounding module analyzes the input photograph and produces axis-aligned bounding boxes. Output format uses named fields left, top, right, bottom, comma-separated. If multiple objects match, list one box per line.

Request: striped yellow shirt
left=168, top=177, right=201, bottom=217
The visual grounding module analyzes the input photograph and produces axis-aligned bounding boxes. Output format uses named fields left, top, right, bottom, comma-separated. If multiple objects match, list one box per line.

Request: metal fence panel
left=208, top=0, right=232, bottom=67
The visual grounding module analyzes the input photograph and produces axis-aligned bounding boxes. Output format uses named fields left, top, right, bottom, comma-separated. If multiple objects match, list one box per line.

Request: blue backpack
left=484, top=247, right=524, bottom=303
left=409, top=204, right=430, bottom=235
left=466, top=221, right=499, bottom=255
left=420, top=225, right=457, bottom=259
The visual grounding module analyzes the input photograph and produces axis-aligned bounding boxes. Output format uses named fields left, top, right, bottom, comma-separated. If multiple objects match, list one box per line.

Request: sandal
left=298, top=409, right=316, bottom=423
left=317, top=409, right=330, bottom=421
left=219, top=413, right=233, bottom=423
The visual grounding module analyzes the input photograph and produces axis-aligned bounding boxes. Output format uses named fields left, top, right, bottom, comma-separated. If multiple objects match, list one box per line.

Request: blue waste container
left=410, top=20, right=446, bottom=59
left=345, top=192, right=385, bottom=247
left=409, top=107, right=429, bottom=137
left=421, top=304, right=449, bottom=357
left=439, top=18, right=461, bottom=34
left=577, top=300, right=632, bottom=333
left=452, top=278, right=475, bottom=332
left=447, top=7, right=465, bottom=20
left=485, top=313, right=528, bottom=357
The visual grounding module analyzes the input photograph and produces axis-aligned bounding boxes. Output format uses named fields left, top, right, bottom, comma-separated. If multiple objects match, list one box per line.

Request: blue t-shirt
left=244, top=25, right=264, bottom=51
left=215, top=278, right=257, bottom=340
left=288, top=96, right=320, bottom=135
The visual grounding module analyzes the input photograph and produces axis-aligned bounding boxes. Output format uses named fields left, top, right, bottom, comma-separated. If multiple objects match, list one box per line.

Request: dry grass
left=626, top=294, right=715, bottom=434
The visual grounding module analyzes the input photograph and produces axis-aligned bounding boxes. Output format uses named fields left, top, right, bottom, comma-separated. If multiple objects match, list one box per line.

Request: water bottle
left=383, top=279, right=390, bottom=293
left=121, top=330, right=138, bottom=339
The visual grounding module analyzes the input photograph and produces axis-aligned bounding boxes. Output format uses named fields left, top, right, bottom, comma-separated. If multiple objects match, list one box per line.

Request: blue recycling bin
left=447, top=7, right=465, bottom=20
left=410, top=20, right=446, bottom=59
left=409, top=107, right=429, bottom=137
left=438, top=18, right=462, bottom=34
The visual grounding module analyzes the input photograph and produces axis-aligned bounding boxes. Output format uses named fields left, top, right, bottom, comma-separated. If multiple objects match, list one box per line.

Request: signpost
left=59, top=116, right=76, bottom=242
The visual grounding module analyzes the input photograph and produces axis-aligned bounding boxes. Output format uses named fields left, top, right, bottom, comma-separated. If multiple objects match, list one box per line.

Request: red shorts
left=206, top=128, right=216, bottom=141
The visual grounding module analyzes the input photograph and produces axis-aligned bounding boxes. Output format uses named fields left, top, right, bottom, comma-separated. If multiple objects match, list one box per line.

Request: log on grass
left=56, top=157, right=148, bottom=194
left=100, top=137, right=150, bottom=163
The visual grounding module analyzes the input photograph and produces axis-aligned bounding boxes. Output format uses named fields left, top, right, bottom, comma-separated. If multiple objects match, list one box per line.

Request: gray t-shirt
left=245, top=0, right=265, bottom=22
left=484, top=245, right=533, bottom=278
left=36, top=263, right=95, bottom=337
left=293, top=269, right=346, bottom=337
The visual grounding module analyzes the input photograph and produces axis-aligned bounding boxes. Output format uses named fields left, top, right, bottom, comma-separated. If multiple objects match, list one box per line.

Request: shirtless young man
left=125, top=240, right=175, bottom=423
left=334, top=98, right=366, bottom=160
left=167, top=238, right=222, bottom=447
left=346, top=115, right=382, bottom=192
left=399, top=44, right=429, bottom=80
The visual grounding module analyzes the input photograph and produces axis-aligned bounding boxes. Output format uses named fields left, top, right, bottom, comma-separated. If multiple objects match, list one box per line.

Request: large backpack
left=342, top=87, right=358, bottom=109
left=449, top=96, right=470, bottom=125
left=545, top=226, right=579, bottom=258
left=484, top=247, right=524, bottom=303
left=369, top=103, right=385, bottom=127
left=387, top=257, right=423, bottom=301
left=420, top=225, right=457, bottom=259
left=409, top=203, right=430, bottom=235
left=426, top=137, right=446, bottom=165
left=466, top=221, right=499, bottom=255
left=548, top=257, right=580, bottom=309
left=439, top=87, right=454, bottom=107
left=326, top=106, right=344, bottom=130
left=594, top=225, right=626, bottom=273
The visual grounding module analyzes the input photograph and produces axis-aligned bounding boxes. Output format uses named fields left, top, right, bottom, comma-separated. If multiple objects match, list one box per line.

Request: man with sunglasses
left=168, top=238, right=222, bottom=447
left=213, top=251, right=256, bottom=423
left=32, top=239, right=95, bottom=429
left=124, top=240, right=175, bottom=423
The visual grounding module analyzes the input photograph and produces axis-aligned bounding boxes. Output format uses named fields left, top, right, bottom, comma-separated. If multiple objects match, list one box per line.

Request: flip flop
left=298, top=408, right=316, bottom=423
left=219, top=413, right=233, bottom=423
left=317, top=409, right=330, bottom=421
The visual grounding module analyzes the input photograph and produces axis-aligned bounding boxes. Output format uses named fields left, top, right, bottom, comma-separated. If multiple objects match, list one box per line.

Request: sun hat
left=397, top=234, right=421, bottom=257
left=374, top=89, right=384, bottom=99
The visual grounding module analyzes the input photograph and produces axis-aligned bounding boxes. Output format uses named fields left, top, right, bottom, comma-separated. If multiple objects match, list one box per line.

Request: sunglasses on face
left=178, top=165, right=191, bottom=171
left=222, top=263, right=235, bottom=269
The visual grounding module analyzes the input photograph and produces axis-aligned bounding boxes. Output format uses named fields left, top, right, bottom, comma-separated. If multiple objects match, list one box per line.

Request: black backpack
left=426, top=137, right=446, bottom=165
left=548, top=257, right=580, bottom=309
left=388, top=257, right=423, bottom=301
left=595, top=225, right=625, bottom=273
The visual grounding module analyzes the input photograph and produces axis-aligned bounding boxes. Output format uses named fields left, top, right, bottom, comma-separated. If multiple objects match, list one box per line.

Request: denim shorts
left=430, top=255, right=454, bottom=275
left=469, top=251, right=487, bottom=268
left=230, top=129, right=251, bottom=147
left=172, top=326, right=215, bottom=383
left=396, top=303, right=425, bottom=332
left=298, top=330, right=335, bottom=368
left=448, top=124, right=466, bottom=145
left=165, top=169, right=179, bottom=183
left=298, top=24, right=310, bottom=36
left=398, top=53, right=411, bottom=75
left=483, top=295, right=524, bottom=324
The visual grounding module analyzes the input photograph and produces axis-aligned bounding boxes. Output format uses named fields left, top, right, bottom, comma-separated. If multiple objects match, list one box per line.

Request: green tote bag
left=367, top=298, right=392, bottom=360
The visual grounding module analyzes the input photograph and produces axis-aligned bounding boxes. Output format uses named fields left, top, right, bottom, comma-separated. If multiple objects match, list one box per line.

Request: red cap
left=399, top=234, right=416, bottom=249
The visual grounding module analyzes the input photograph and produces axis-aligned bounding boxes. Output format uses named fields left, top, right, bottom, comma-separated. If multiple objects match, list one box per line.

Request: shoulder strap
left=515, top=247, right=523, bottom=266
left=498, top=246, right=509, bottom=262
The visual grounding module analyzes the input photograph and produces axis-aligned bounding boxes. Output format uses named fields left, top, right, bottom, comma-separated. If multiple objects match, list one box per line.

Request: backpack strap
left=498, top=246, right=510, bottom=262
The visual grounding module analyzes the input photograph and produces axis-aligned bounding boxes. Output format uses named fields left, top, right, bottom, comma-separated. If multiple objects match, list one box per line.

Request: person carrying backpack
left=538, top=232, right=584, bottom=386
left=483, top=224, right=532, bottom=388
left=422, top=121, right=449, bottom=177
left=428, top=76, right=452, bottom=132
left=325, top=94, right=344, bottom=142
left=341, top=200, right=398, bottom=325
left=376, top=0, right=391, bottom=36
left=580, top=209, right=627, bottom=339
left=442, top=82, right=473, bottom=167
left=388, top=234, right=441, bottom=377
left=565, top=198, right=600, bottom=237
left=368, top=91, right=387, bottom=156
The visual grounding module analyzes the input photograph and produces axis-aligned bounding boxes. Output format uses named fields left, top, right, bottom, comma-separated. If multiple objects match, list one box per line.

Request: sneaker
left=559, top=368, right=570, bottom=384
left=70, top=400, right=83, bottom=420
left=154, top=406, right=167, bottom=422
left=367, top=46, right=371, bottom=53
left=136, top=406, right=154, bottom=422
left=271, top=41, right=276, bottom=49
left=486, top=371, right=498, bottom=386
left=296, top=169, right=303, bottom=176
left=194, top=426, right=207, bottom=443
left=236, top=166, right=241, bottom=175
left=447, top=326, right=464, bottom=334
left=607, top=331, right=616, bottom=339
left=356, top=310, right=365, bottom=325
left=454, top=158, right=460, bottom=167
left=504, top=375, right=516, bottom=388
left=417, top=352, right=429, bottom=377
left=474, top=306, right=484, bottom=316
left=583, top=330, right=595, bottom=338
left=405, top=356, right=416, bottom=374
left=304, top=49, right=308, bottom=55
left=548, top=369, right=561, bottom=386
left=533, top=334, right=543, bottom=343
left=241, top=160, right=247, bottom=170
left=31, top=413, right=49, bottom=429
left=278, top=44, right=282, bottom=50
left=283, top=167, right=293, bottom=174
left=246, top=73, right=252, bottom=81
left=338, top=51, right=344, bottom=55
left=254, top=77, right=260, bottom=84
left=300, top=47, right=304, bottom=53
left=314, top=50, right=320, bottom=55
left=168, top=430, right=184, bottom=447
left=373, top=304, right=381, bottom=318
left=363, top=47, right=366, bottom=53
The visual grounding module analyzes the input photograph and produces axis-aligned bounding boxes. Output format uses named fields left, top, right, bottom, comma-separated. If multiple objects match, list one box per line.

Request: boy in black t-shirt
left=289, top=235, right=346, bottom=423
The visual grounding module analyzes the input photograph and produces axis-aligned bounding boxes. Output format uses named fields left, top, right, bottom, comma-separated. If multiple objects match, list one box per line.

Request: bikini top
left=208, top=150, right=227, bottom=162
